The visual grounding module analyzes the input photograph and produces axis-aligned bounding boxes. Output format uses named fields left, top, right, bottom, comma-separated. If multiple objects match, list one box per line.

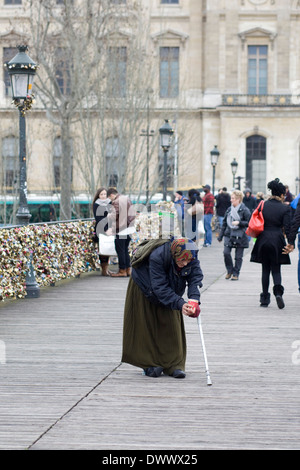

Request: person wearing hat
left=122, top=237, right=203, bottom=379
left=202, top=184, right=215, bottom=247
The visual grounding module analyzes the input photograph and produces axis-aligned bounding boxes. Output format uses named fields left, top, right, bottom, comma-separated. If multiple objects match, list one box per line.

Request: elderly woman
left=121, top=238, right=204, bottom=379
left=217, top=190, right=251, bottom=280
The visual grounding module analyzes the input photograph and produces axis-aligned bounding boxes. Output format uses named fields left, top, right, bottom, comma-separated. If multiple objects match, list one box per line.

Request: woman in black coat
left=217, top=190, right=251, bottom=280
left=250, top=179, right=291, bottom=308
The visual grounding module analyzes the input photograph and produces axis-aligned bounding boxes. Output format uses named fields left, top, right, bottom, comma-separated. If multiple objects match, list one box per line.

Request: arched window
left=246, top=135, right=266, bottom=194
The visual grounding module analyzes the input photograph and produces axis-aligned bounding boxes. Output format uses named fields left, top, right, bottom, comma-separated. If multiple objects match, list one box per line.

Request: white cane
left=197, top=315, right=212, bottom=386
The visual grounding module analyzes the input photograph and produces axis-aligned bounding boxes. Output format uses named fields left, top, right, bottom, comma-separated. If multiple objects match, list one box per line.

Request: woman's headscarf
left=170, top=237, right=198, bottom=263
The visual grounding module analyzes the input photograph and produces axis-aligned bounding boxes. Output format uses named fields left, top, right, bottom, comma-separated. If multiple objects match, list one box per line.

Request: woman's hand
left=182, top=303, right=197, bottom=317
left=282, top=243, right=294, bottom=254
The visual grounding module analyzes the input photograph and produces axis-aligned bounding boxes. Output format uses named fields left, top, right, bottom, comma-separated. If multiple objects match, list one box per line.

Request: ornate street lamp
left=230, top=158, right=238, bottom=188
left=210, top=145, right=220, bottom=195
left=159, top=119, right=174, bottom=200
left=6, top=45, right=37, bottom=225
left=5, top=45, right=39, bottom=298
left=140, top=88, right=154, bottom=206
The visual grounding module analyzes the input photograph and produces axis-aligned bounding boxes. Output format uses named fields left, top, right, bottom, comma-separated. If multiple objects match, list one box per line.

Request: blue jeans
left=204, top=214, right=213, bottom=245
left=298, top=234, right=300, bottom=292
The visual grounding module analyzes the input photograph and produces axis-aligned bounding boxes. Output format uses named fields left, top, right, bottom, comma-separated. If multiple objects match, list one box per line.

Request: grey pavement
left=0, top=234, right=299, bottom=450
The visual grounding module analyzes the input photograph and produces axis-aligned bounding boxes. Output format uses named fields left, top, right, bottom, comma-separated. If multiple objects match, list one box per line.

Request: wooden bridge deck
left=0, top=238, right=299, bottom=450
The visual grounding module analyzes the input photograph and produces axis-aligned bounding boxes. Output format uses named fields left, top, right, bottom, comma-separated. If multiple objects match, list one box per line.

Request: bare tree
left=23, top=0, right=159, bottom=219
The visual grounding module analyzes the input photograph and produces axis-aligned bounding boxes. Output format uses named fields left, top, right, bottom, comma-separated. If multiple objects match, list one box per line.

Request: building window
left=160, top=47, right=179, bottom=98
left=161, top=0, right=179, bottom=4
left=248, top=45, right=268, bottom=95
left=55, top=47, right=71, bottom=96
left=53, top=137, right=73, bottom=188
left=107, top=47, right=127, bottom=98
left=106, top=137, right=125, bottom=187
left=246, top=135, right=266, bottom=193
left=2, top=136, right=18, bottom=191
left=3, top=47, right=16, bottom=97
left=4, top=0, right=22, bottom=4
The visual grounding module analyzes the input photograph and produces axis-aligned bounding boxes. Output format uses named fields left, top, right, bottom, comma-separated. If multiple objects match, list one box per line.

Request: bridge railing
left=0, top=219, right=98, bottom=302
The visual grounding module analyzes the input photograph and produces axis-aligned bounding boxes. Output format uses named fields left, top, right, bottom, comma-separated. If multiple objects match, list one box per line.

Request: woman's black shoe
left=171, top=369, right=186, bottom=379
left=260, top=292, right=270, bottom=307
left=144, top=366, right=164, bottom=377
left=273, top=285, right=285, bottom=309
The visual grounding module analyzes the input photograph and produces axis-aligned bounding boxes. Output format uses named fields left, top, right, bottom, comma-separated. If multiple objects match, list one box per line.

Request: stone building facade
left=0, top=0, right=300, bottom=216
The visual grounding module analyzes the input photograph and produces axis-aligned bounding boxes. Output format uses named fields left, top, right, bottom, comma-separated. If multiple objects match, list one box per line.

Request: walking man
left=202, top=184, right=215, bottom=247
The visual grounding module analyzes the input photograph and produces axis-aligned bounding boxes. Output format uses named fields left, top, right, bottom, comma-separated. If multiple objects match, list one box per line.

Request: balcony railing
left=221, top=94, right=300, bottom=107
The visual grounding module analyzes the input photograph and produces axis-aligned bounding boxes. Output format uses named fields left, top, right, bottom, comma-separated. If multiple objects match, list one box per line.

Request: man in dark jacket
left=215, top=187, right=231, bottom=229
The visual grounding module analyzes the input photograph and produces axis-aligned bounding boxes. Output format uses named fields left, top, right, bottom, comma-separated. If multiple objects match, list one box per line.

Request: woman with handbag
left=217, top=190, right=251, bottom=280
left=93, top=187, right=111, bottom=276
left=250, top=179, right=291, bottom=308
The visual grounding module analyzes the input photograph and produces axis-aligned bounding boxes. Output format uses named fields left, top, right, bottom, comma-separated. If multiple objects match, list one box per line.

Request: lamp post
left=140, top=88, right=154, bottom=206
left=159, top=119, right=174, bottom=200
left=230, top=158, right=238, bottom=188
left=6, top=45, right=37, bottom=225
left=210, top=145, right=220, bottom=195
left=6, top=45, right=39, bottom=298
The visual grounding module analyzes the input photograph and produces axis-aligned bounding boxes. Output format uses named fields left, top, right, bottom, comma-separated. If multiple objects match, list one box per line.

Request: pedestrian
left=121, top=237, right=204, bottom=379
left=250, top=178, right=291, bottom=308
left=215, top=187, right=231, bottom=229
left=92, top=187, right=111, bottom=276
left=283, top=197, right=300, bottom=293
left=184, top=189, right=203, bottom=242
left=202, top=184, right=215, bottom=247
left=106, top=187, right=135, bottom=277
left=243, top=188, right=256, bottom=213
left=217, top=190, right=251, bottom=280
left=284, top=185, right=294, bottom=205
left=174, top=190, right=186, bottom=235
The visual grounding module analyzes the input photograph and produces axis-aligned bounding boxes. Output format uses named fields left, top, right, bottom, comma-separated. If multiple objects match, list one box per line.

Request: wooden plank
left=0, top=240, right=299, bottom=450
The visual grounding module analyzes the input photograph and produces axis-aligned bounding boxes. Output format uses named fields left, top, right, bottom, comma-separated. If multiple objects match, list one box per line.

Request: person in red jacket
left=202, top=184, right=215, bottom=247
